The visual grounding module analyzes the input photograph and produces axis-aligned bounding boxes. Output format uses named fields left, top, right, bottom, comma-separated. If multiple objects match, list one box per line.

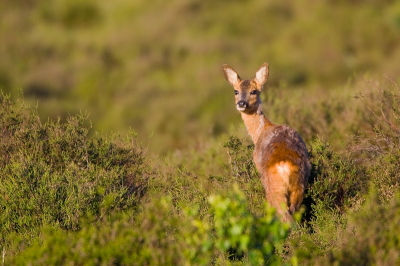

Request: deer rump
left=254, top=125, right=309, bottom=218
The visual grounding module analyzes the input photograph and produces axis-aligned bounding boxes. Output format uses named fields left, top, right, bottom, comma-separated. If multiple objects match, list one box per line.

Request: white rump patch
left=275, top=162, right=291, bottom=186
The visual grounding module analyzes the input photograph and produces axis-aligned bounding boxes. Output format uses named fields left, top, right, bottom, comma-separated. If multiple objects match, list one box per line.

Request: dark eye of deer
left=250, top=90, right=257, bottom=95
left=234, top=90, right=239, bottom=95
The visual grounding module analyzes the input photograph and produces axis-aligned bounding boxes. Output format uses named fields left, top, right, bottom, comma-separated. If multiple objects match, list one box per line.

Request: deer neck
left=240, top=105, right=274, bottom=144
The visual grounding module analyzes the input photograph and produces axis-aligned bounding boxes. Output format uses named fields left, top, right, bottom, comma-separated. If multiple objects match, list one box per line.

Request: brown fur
left=223, top=63, right=310, bottom=223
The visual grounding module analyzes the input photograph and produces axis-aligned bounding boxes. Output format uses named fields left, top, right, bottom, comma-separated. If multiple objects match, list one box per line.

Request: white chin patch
left=236, top=106, right=246, bottom=112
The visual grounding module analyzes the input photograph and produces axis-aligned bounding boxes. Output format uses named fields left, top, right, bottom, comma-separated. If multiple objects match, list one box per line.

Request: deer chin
left=236, top=106, right=247, bottom=112
left=237, top=104, right=258, bottom=113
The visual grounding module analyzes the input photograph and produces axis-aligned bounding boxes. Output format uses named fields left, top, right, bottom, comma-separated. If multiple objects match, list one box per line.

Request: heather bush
left=282, top=139, right=363, bottom=262
left=0, top=95, right=150, bottom=251
left=351, top=80, right=400, bottom=203
left=3, top=79, right=400, bottom=265
left=321, top=188, right=400, bottom=266
left=288, top=80, right=400, bottom=265
left=291, top=189, right=400, bottom=266
left=11, top=197, right=184, bottom=266
left=11, top=186, right=290, bottom=266
left=221, top=135, right=265, bottom=214
left=147, top=133, right=265, bottom=221
left=307, top=138, right=367, bottom=212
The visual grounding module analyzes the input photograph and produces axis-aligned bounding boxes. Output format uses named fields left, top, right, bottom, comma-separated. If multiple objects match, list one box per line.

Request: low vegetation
left=1, top=77, right=400, bottom=265
left=1, top=1, right=400, bottom=265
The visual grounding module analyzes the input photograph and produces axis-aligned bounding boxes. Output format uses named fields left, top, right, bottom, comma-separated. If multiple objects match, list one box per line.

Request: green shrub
left=0, top=95, right=149, bottom=249
left=287, top=206, right=347, bottom=265
left=307, top=138, right=367, bottom=212
left=286, top=81, right=400, bottom=265
left=294, top=188, right=400, bottom=266
left=351, top=81, right=400, bottom=203
left=352, top=82, right=400, bottom=156
left=207, top=185, right=291, bottom=266
left=148, top=134, right=265, bottom=221
left=324, top=188, right=400, bottom=265
left=222, top=135, right=258, bottom=182
left=12, top=185, right=291, bottom=266
left=367, top=150, right=400, bottom=203
left=283, top=138, right=366, bottom=263
left=221, top=135, right=266, bottom=215
left=11, top=197, right=183, bottom=266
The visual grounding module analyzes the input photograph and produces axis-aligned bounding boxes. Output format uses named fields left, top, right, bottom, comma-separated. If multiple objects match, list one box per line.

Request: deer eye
left=234, top=90, right=239, bottom=95
left=250, top=90, right=258, bottom=95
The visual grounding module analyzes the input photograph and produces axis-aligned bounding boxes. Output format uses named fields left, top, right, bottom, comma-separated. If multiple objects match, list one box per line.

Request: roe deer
left=222, top=62, right=310, bottom=222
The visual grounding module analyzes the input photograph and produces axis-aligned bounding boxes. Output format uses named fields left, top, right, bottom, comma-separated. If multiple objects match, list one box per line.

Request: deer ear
left=254, top=62, right=269, bottom=86
left=223, top=64, right=241, bottom=87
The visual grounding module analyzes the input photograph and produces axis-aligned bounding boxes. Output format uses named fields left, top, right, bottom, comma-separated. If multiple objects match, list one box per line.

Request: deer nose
left=237, top=100, right=248, bottom=108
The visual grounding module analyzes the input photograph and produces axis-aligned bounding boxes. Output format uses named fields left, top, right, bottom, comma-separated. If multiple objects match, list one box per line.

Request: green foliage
left=223, top=135, right=257, bottom=182
left=307, top=138, right=366, bottom=212
left=351, top=82, right=400, bottom=203
left=11, top=197, right=184, bottom=266
left=3, top=81, right=400, bottom=265
left=284, top=140, right=361, bottom=263
left=288, top=206, right=347, bottom=264
left=292, top=189, right=400, bottom=266
left=351, top=81, right=400, bottom=156
left=149, top=133, right=265, bottom=220
left=0, top=95, right=149, bottom=249
left=322, top=189, right=400, bottom=265
left=288, top=81, right=400, bottom=265
left=368, top=150, right=400, bottom=203
left=220, top=135, right=265, bottom=215
left=11, top=186, right=290, bottom=266
left=208, top=185, right=290, bottom=265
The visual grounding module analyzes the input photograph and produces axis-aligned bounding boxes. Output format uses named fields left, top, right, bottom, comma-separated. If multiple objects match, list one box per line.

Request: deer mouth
left=236, top=106, right=247, bottom=112
left=236, top=101, right=249, bottom=112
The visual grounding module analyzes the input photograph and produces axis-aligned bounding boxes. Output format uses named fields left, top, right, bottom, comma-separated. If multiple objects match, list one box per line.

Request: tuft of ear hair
left=254, top=62, right=269, bottom=86
left=223, top=64, right=241, bottom=87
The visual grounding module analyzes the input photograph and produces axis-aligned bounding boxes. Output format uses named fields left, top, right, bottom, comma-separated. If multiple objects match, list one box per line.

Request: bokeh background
left=1, top=0, right=400, bottom=152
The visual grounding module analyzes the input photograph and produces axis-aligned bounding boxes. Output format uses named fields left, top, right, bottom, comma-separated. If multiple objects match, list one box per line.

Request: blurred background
left=1, top=0, right=400, bottom=153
